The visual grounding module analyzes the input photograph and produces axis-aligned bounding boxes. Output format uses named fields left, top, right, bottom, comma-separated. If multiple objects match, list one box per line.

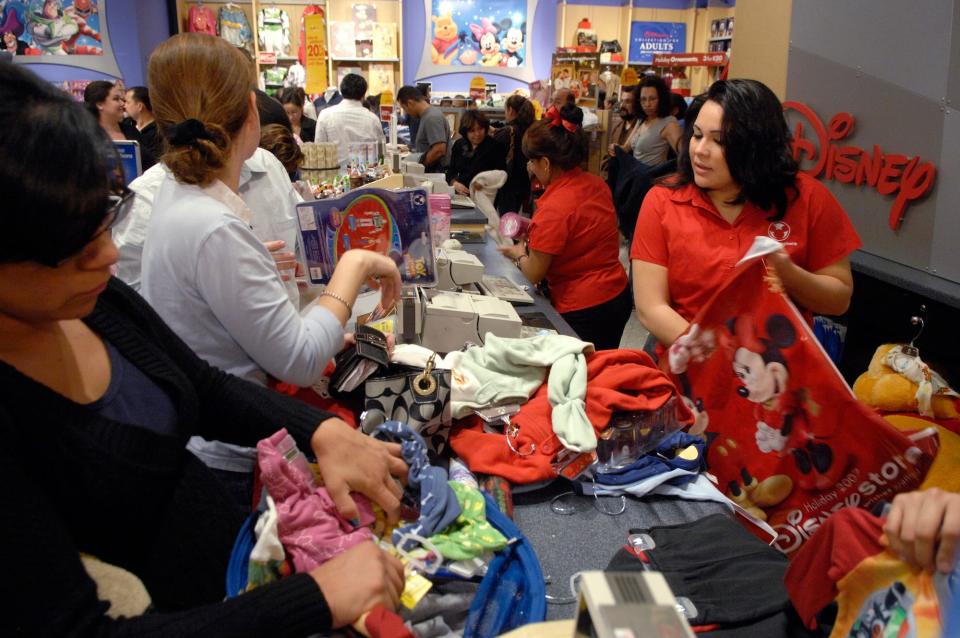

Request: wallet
left=329, top=325, right=390, bottom=394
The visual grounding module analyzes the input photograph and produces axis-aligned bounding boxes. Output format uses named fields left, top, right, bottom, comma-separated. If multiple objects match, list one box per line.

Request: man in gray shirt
left=397, top=85, right=450, bottom=173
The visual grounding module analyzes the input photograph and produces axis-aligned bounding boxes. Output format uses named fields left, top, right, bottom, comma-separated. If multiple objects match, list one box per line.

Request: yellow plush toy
left=853, top=344, right=959, bottom=419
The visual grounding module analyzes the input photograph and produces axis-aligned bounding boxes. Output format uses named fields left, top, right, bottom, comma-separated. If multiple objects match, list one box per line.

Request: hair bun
left=166, top=118, right=211, bottom=146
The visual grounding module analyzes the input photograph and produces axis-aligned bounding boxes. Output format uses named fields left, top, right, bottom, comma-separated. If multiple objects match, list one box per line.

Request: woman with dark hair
left=0, top=61, right=405, bottom=636
left=493, top=93, right=535, bottom=214
left=84, top=80, right=156, bottom=170
left=278, top=86, right=316, bottom=143
left=499, top=103, right=630, bottom=350
left=631, top=79, right=861, bottom=349
left=446, top=109, right=504, bottom=195
left=622, top=75, right=681, bottom=166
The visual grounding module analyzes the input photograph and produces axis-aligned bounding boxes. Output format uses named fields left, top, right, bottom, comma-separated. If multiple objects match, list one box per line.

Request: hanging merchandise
left=663, top=237, right=940, bottom=553
left=297, top=4, right=325, bottom=65
left=258, top=6, right=290, bottom=55
left=187, top=3, right=217, bottom=35
left=217, top=4, right=253, bottom=52
left=284, top=62, right=307, bottom=89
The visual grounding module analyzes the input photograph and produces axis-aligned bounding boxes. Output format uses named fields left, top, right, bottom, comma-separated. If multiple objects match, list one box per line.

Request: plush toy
left=853, top=344, right=959, bottom=419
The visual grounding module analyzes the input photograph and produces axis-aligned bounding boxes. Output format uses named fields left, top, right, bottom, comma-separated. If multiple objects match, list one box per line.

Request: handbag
left=361, top=354, right=453, bottom=457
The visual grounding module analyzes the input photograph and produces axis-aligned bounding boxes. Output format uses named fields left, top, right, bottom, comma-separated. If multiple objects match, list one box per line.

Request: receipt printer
left=397, top=287, right=522, bottom=353
left=436, top=248, right=485, bottom=291
left=574, top=571, right=695, bottom=638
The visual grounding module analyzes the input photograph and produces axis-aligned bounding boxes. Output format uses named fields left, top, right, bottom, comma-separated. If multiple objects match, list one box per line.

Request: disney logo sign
left=783, top=102, right=937, bottom=231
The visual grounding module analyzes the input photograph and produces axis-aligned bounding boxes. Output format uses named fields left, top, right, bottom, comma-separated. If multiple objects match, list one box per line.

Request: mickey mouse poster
left=666, top=238, right=939, bottom=554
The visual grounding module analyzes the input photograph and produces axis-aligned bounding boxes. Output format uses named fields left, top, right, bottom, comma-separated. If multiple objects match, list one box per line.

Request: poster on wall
left=415, top=0, right=537, bottom=83
left=628, top=21, right=686, bottom=65
left=551, top=52, right=599, bottom=108
left=3, top=0, right=122, bottom=77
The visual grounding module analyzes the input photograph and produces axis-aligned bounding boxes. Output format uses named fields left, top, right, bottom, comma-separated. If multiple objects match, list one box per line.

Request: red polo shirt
left=630, top=172, right=861, bottom=322
left=528, top=168, right=627, bottom=313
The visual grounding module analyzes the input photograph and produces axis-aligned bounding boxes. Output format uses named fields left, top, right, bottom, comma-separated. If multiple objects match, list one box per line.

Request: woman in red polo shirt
left=631, top=79, right=861, bottom=348
left=499, top=103, right=630, bottom=350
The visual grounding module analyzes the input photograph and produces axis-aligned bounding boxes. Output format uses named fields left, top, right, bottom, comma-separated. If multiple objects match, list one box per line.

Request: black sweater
left=445, top=136, right=505, bottom=188
left=0, top=279, right=336, bottom=637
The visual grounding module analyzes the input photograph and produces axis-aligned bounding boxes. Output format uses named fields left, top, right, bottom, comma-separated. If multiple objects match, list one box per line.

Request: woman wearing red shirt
left=631, top=79, right=861, bottom=348
left=499, top=104, right=630, bottom=350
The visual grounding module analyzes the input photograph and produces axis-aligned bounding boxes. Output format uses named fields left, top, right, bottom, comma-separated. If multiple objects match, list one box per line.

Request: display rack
left=174, top=0, right=404, bottom=94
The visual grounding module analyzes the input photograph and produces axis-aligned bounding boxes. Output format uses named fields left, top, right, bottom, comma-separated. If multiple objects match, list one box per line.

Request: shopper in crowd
left=314, top=73, right=385, bottom=164
left=492, top=93, right=535, bottom=215
left=622, top=75, right=681, bottom=167
left=446, top=109, right=504, bottom=196
left=631, top=79, right=860, bottom=349
left=84, top=80, right=156, bottom=170
left=256, top=88, right=293, bottom=132
left=499, top=103, right=630, bottom=350
left=670, top=91, right=688, bottom=126
left=278, top=86, right=316, bottom=144
left=0, top=59, right=406, bottom=638
left=607, top=86, right=640, bottom=153
left=397, top=85, right=450, bottom=173
left=140, top=34, right=402, bottom=498
left=260, top=122, right=304, bottom=181
left=124, top=85, right=162, bottom=162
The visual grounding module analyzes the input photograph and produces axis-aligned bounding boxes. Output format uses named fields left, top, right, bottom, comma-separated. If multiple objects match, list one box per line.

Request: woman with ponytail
left=141, top=34, right=403, bottom=501
left=498, top=102, right=630, bottom=350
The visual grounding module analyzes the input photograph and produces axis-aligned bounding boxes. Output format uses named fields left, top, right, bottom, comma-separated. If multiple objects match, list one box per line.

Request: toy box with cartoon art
left=296, top=188, right=436, bottom=286
left=665, top=238, right=940, bottom=555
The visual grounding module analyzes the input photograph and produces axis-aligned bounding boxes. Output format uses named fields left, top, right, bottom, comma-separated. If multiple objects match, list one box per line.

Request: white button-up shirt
left=314, top=98, right=386, bottom=163
left=141, top=173, right=342, bottom=389
left=115, top=148, right=301, bottom=307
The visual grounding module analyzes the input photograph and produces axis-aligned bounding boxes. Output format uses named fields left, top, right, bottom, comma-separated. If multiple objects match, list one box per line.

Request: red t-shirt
left=630, top=172, right=862, bottom=322
left=528, top=168, right=627, bottom=313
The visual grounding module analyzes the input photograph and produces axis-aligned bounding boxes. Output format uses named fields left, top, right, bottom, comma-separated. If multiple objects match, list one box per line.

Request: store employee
left=397, top=85, right=450, bottom=173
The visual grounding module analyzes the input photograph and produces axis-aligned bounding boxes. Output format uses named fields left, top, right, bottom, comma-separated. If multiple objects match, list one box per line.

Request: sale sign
left=304, top=11, right=329, bottom=93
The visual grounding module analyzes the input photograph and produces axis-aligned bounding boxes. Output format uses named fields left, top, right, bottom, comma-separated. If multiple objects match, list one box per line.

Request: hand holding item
left=310, top=418, right=408, bottom=525
left=452, top=180, right=470, bottom=195
left=265, top=239, right=297, bottom=282
left=883, top=488, right=960, bottom=573
left=309, top=541, right=405, bottom=628
left=497, top=240, right=525, bottom=262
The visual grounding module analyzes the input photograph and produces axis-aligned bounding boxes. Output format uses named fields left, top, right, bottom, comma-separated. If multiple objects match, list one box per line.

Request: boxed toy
left=296, top=188, right=436, bottom=286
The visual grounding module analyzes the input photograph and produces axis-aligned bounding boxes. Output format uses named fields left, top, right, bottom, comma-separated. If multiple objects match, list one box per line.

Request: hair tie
left=544, top=105, right=578, bottom=133
left=167, top=118, right=211, bottom=146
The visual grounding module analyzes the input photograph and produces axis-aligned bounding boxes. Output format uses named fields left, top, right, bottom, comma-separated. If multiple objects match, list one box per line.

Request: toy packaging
left=665, top=237, right=939, bottom=555
left=296, top=188, right=436, bottom=286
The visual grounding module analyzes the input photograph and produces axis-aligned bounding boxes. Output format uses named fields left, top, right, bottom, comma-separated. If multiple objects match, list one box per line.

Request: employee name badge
left=295, top=187, right=437, bottom=287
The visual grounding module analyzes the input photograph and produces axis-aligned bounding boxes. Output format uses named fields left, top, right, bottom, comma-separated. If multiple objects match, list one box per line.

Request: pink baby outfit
left=257, top=429, right=375, bottom=573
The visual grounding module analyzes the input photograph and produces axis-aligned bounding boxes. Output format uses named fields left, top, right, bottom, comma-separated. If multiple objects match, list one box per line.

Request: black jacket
left=0, top=279, right=334, bottom=637
left=445, top=135, right=505, bottom=188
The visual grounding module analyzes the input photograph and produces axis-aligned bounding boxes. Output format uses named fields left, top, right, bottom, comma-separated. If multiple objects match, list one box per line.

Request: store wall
left=785, top=0, right=960, bottom=286
left=726, top=0, right=790, bottom=98
left=22, top=0, right=172, bottom=86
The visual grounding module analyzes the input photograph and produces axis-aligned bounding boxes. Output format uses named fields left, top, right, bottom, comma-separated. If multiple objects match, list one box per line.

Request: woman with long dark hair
left=84, top=80, right=156, bottom=169
left=499, top=102, right=630, bottom=350
left=622, top=75, right=681, bottom=167
left=630, top=79, right=861, bottom=348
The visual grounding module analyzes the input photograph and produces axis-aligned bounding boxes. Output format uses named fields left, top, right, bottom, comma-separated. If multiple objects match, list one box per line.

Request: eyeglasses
left=54, top=187, right=134, bottom=267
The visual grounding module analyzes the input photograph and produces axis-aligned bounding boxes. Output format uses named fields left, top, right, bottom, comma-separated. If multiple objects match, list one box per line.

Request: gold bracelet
left=320, top=290, right=352, bottom=314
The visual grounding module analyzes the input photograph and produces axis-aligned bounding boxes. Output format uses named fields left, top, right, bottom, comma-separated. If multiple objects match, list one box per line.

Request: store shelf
left=330, top=57, right=400, bottom=62
left=259, top=56, right=302, bottom=64
left=709, top=36, right=733, bottom=42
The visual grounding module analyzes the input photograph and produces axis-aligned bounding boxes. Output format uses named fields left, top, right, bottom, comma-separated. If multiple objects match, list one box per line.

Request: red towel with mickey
left=785, top=507, right=944, bottom=637
left=449, top=349, right=692, bottom=484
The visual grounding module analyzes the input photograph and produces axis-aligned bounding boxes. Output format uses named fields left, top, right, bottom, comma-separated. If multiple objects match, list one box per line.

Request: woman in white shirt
left=142, top=34, right=400, bottom=402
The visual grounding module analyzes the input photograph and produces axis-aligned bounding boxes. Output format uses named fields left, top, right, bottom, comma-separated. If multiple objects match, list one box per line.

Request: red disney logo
left=783, top=101, right=937, bottom=231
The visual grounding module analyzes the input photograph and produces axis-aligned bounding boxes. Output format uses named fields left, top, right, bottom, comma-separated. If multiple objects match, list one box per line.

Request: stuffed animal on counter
left=853, top=344, right=959, bottom=419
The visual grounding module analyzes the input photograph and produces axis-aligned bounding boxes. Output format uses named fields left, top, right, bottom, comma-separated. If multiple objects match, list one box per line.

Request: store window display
left=631, top=79, right=861, bottom=349
left=446, top=109, right=504, bottom=196
left=499, top=104, right=630, bottom=350
left=621, top=75, right=681, bottom=167
left=0, top=60, right=406, bottom=636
